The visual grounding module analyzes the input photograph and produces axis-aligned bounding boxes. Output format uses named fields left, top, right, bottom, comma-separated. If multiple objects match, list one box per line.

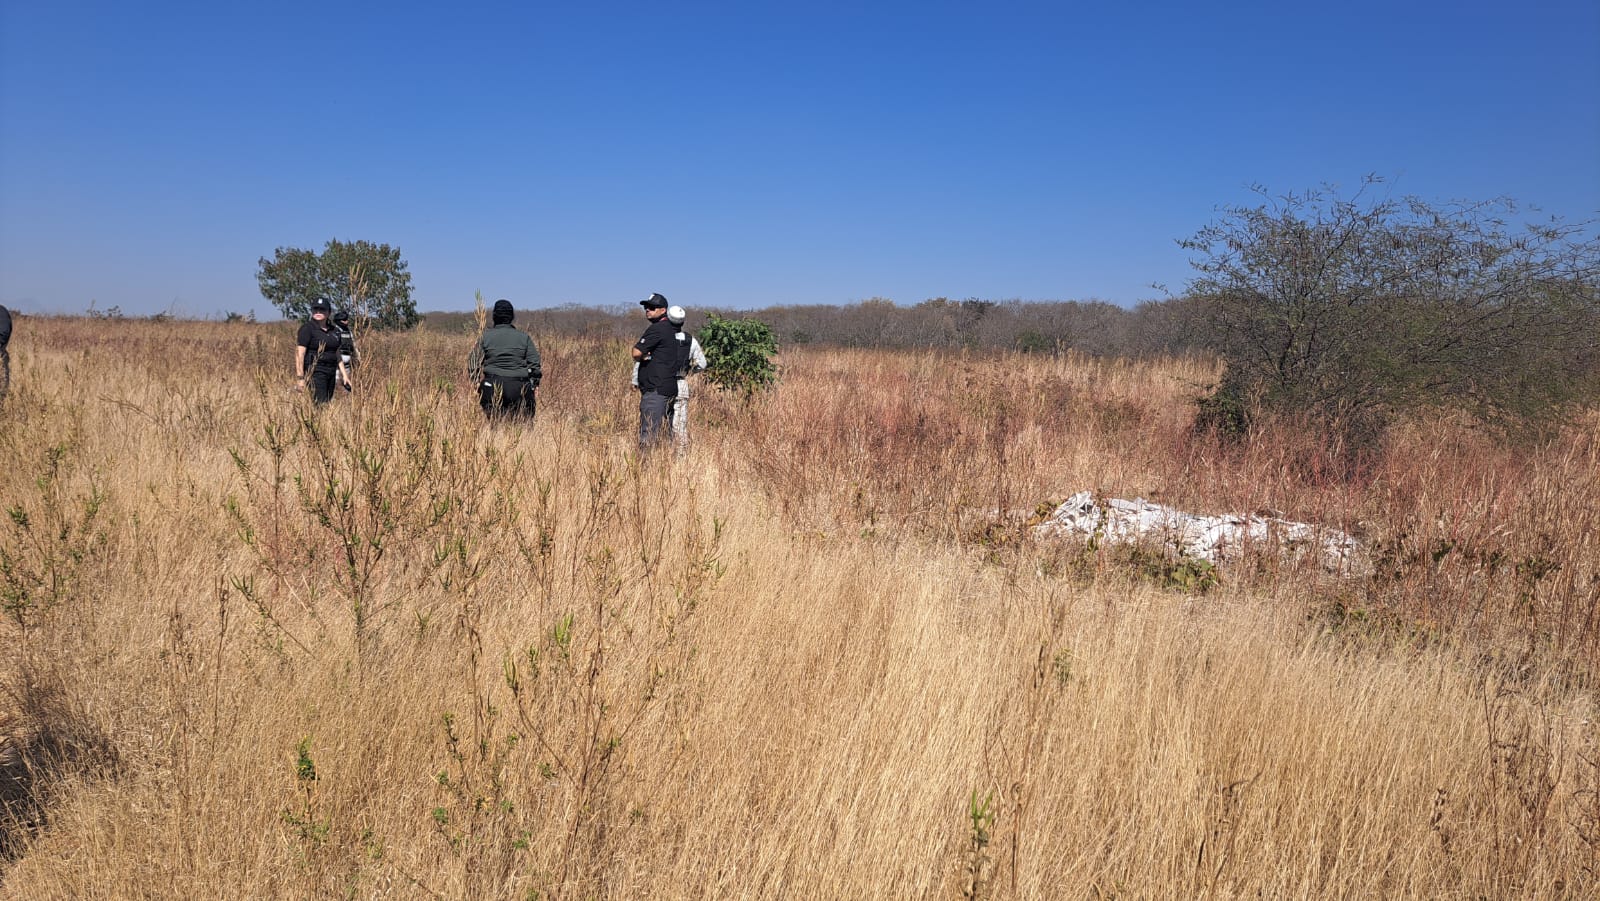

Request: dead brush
left=7, top=317, right=1600, bottom=897
left=727, top=345, right=1192, bottom=542
left=1481, top=680, right=1571, bottom=894
left=1357, top=415, right=1600, bottom=679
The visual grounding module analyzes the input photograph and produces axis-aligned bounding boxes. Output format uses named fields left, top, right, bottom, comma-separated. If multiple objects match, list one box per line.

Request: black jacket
left=635, top=319, right=683, bottom=396
left=0, top=304, right=11, bottom=349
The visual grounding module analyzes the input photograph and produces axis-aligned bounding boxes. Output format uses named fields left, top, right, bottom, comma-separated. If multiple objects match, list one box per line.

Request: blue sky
left=2, top=0, right=1596, bottom=317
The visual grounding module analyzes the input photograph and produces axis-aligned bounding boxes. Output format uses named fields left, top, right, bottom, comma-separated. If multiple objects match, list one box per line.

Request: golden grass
left=2, top=318, right=1598, bottom=898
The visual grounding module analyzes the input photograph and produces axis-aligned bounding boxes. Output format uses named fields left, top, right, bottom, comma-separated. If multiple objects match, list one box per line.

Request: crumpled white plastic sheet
left=1035, top=491, right=1369, bottom=575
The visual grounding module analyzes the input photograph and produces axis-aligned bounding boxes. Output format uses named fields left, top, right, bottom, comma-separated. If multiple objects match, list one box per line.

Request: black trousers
left=309, top=366, right=337, bottom=405
left=480, top=375, right=536, bottom=421
left=638, top=390, right=672, bottom=449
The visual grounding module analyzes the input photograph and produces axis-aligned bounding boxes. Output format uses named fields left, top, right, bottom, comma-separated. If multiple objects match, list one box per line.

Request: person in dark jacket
left=469, top=299, right=542, bottom=421
left=666, top=305, right=706, bottom=453
left=632, top=293, right=684, bottom=450
left=332, top=310, right=357, bottom=392
left=295, top=300, right=343, bottom=405
left=0, top=304, right=12, bottom=404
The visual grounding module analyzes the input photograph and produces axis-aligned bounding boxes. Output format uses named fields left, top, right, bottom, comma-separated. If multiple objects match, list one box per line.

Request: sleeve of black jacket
left=0, top=305, right=11, bottom=349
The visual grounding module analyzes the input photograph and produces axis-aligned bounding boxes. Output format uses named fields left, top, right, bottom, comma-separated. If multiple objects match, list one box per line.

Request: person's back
left=474, top=325, right=541, bottom=379
left=469, top=299, right=541, bottom=420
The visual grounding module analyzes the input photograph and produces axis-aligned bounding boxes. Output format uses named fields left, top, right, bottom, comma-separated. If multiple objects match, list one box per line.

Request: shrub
left=1182, top=179, right=1600, bottom=443
left=697, top=314, right=778, bottom=397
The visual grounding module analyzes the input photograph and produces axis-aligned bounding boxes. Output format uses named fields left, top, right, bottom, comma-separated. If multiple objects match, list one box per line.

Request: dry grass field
left=2, top=317, right=1599, bottom=898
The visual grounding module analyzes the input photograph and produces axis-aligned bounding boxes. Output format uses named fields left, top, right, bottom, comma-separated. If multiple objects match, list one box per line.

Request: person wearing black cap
left=632, top=292, right=684, bottom=450
left=332, top=310, right=358, bottom=392
left=468, top=299, right=542, bottom=421
left=295, top=300, right=343, bottom=404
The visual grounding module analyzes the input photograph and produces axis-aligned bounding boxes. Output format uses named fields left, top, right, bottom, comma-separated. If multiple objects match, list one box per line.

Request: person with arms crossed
left=632, top=293, right=683, bottom=452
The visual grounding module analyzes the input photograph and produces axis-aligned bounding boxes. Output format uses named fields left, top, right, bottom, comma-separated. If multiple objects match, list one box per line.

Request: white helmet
left=666, top=305, right=687, bottom=324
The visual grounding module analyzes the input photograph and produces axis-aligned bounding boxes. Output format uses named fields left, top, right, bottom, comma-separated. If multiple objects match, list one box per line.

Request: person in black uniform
left=332, top=310, right=357, bottom=392
left=295, top=300, right=343, bottom=405
left=0, top=303, right=12, bottom=404
left=632, top=293, right=684, bottom=451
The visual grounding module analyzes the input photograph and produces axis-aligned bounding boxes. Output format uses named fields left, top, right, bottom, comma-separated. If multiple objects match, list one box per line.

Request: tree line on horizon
left=415, top=296, right=1209, bottom=358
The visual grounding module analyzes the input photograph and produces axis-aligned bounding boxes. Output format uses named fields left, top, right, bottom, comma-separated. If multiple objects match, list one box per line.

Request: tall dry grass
left=1, top=318, right=1598, bottom=898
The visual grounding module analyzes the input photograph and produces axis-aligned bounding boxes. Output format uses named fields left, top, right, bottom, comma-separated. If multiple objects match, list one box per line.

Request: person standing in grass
left=295, top=299, right=343, bottom=405
left=0, top=303, right=12, bottom=403
left=469, top=299, right=541, bottom=421
left=666, top=304, right=706, bottom=453
left=332, top=309, right=357, bottom=392
left=632, top=293, right=683, bottom=451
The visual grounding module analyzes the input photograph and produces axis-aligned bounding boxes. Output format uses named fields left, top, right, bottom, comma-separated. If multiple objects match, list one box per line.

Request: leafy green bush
left=697, top=315, right=778, bottom=397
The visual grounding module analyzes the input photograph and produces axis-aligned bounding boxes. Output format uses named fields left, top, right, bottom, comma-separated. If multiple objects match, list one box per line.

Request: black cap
left=640, top=293, right=668, bottom=309
left=492, top=299, right=515, bottom=324
left=310, top=299, right=331, bottom=313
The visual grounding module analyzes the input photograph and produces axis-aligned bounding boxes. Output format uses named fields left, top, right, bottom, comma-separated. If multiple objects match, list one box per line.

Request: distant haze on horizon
left=2, top=0, right=1597, bottom=318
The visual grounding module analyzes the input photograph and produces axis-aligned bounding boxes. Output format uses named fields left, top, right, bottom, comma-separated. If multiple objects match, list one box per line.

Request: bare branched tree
left=1182, top=178, right=1600, bottom=439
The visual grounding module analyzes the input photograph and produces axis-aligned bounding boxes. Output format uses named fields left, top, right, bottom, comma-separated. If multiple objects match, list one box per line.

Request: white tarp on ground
left=1035, top=491, right=1369, bottom=575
